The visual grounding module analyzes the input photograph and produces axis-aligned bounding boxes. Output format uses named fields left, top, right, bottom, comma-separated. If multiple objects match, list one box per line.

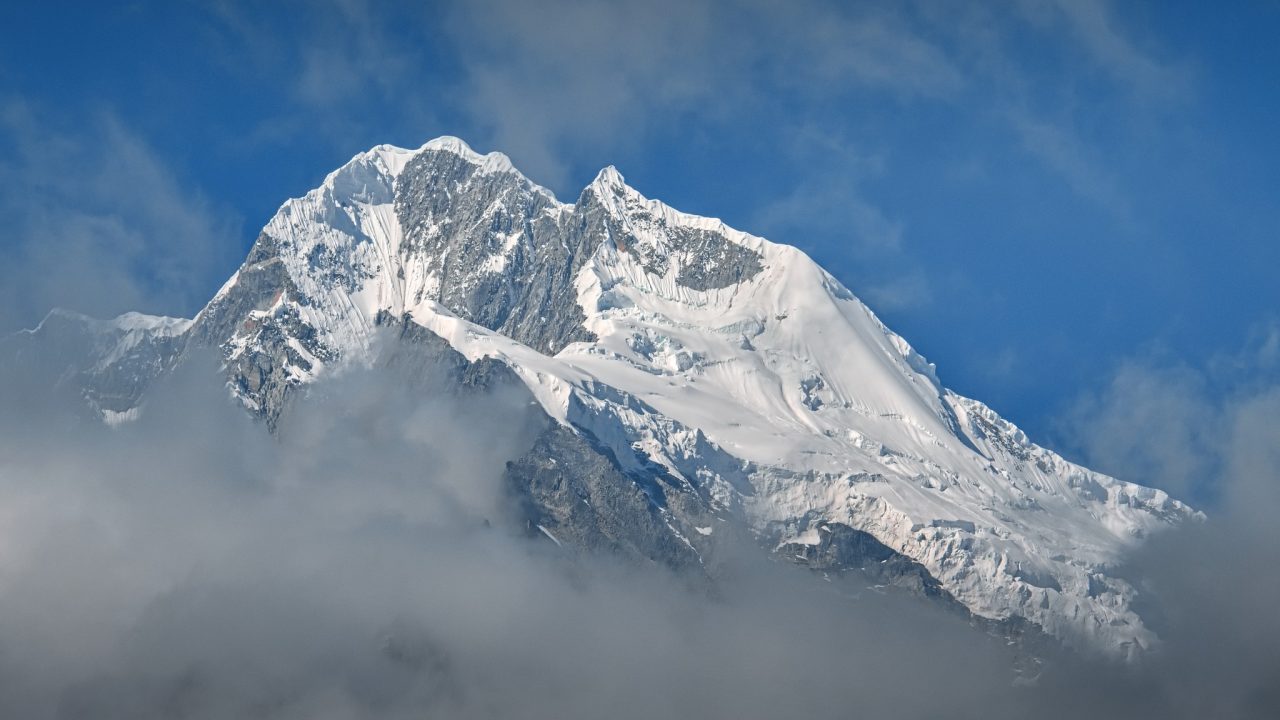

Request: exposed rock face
left=183, top=233, right=332, bottom=427
left=388, top=149, right=765, bottom=356
left=505, top=424, right=710, bottom=571
left=394, top=147, right=595, bottom=355
left=585, top=166, right=764, bottom=292
left=4, top=136, right=1199, bottom=660
left=784, top=522, right=954, bottom=600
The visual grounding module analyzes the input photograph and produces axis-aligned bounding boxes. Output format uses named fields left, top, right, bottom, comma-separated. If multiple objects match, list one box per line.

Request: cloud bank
left=0, top=347, right=1026, bottom=719
left=1, top=320, right=1279, bottom=718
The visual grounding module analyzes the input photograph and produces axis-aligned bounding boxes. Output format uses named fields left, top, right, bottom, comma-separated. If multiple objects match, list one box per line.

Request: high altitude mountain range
left=4, top=136, right=1196, bottom=660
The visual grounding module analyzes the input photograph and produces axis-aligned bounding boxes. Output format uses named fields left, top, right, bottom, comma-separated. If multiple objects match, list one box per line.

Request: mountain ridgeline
left=3, top=136, right=1196, bottom=660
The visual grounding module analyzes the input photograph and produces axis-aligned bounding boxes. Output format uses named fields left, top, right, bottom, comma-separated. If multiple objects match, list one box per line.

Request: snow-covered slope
left=15, top=137, right=1196, bottom=659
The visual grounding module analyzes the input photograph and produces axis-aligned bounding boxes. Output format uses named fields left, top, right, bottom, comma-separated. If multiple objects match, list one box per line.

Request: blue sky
left=2, top=0, right=1277, bottom=498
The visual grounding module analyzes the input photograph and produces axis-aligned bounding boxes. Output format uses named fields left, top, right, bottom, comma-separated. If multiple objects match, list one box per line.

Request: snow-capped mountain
left=6, top=136, right=1196, bottom=660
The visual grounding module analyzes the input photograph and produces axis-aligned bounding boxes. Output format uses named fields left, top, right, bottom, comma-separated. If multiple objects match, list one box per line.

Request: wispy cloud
left=1062, top=360, right=1218, bottom=502
left=751, top=127, right=931, bottom=311
left=917, top=0, right=1188, bottom=218
left=0, top=99, right=241, bottom=331
left=441, top=0, right=729, bottom=186
left=441, top=0, right=965, bottom=187
left=199, top=0, right=440, bottom=150
left=1017, top=0, right=1191, bottom=101
left=1061, top=319, right=1280, bottom=504
left=1007, top=110, right=1135, bottom=222
left=180, top=0, right=1193, bottom=252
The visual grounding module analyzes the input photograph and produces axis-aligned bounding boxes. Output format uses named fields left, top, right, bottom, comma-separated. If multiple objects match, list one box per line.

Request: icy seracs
left=11, top=136, right=1197, bottom=659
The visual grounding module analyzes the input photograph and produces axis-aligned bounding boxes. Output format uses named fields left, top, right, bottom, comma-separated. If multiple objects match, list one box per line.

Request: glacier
left=5, top=136, right=1197, bottom=660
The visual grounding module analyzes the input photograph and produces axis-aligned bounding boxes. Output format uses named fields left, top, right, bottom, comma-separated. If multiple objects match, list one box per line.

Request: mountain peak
left=322, top=136, right=524, bottom=192
left=18, top=136, right=1198, bottom=660
left=590, top=164, right=626, bottom=191
left=419, top=135, right=520, bottom=177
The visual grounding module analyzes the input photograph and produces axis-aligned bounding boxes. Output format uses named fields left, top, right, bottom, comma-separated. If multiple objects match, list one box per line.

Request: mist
left=0, top=330, right=1278, bottom=718
left=1047, top=337, right=1280, bottom=718
left=0, top=344, right=1014, bottom=719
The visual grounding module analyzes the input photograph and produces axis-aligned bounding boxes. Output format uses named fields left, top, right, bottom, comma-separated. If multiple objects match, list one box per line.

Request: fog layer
left=0, top=335, right=1277, bottom=718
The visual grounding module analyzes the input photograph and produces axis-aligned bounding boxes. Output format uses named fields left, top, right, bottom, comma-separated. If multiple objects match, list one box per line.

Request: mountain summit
left=8, top=136, right=1196, bottom=659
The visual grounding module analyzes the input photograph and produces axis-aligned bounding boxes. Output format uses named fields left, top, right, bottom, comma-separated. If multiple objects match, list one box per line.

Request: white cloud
left=0, top=99, right=242, bottom=332
left=1062, top=321, right=1280, bottom=504
left=442, top=0, right=965, bottom=187
left=1007, top=109, right=1135, bottom=221
left=1020, top=0, right=1190, bottom=101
